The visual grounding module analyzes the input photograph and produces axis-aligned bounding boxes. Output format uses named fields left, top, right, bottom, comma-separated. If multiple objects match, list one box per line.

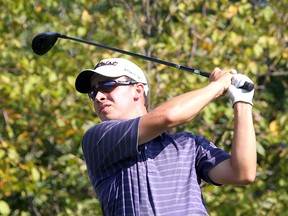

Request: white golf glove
left=227, top=70, right=254, bottom=106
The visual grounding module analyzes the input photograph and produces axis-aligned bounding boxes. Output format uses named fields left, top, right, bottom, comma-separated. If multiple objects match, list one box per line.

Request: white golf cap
left=75, top=58, right=149, bottom=95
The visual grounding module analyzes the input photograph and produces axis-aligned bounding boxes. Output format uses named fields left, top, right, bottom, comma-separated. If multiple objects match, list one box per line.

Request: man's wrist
left=207, top=82, right=226, bottom=98
left=233, top=102, right=253, bottom=110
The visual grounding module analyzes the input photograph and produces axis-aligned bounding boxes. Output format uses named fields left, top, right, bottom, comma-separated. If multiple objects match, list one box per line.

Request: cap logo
left=94, top=61, right=118, bottom=69
left=124, top=68, right=141, bottom=81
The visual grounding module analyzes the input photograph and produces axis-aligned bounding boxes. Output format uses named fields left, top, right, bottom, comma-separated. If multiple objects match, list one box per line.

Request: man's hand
left=209, top=68, right=234, bottom=97
left=227, top=70, right=254, bottom=106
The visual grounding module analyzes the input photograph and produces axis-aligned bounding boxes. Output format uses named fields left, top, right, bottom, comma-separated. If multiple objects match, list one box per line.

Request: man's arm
left=207, top=102, right=256, bottom=185
left=208, top=73, right=256, bottom=185
left=138, top=68, right=232, bottom=145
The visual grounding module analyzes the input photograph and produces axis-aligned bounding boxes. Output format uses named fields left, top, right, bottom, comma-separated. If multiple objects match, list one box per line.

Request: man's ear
left=134, top=83, right=145, bottom=100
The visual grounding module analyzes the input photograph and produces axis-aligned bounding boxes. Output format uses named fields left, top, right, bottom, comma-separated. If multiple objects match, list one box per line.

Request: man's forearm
left=230, top=102, right=257, bottom=183
left=138, top=82, right=225, bottom=144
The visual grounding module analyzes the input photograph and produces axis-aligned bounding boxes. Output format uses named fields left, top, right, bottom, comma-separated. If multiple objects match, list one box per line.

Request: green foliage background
left=0, top=0, right=287, bottom=215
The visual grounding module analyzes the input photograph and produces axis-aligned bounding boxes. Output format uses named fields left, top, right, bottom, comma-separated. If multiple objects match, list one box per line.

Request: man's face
left=90, top=76, right=140, bottom=121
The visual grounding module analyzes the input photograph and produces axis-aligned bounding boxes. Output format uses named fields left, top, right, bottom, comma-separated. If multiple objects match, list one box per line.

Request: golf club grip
left=196, top=71, right=254, bottom=92
left=198, top=70, right=254, bottom=91
left=241, top=81, right=254, bottom=91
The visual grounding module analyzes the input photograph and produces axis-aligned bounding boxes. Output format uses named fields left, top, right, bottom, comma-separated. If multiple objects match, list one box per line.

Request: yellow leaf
left=31, top=167, right=41, bottom=182
left=156, top=64, right=167, bottom=72
left=66, top=129, right=76, bottom=136
left=200, top=39, right=213, bottom=51
left=82, top=10, right=92, bottom=23
left=5, top=126, right=14, bottom=139
left=212, top=57, right=220, bottom=65
left=35, top=138, right=44, bottom=147
left=134, top=38, right=147, bottom=48
left=19, top=163, right=29, bottom=171
left=269, top=120, right=278, bottom=136
left=17, top=131, right=29, bottom=142
left=224, top=5, right=238, bottom=18
left=0, top=74, right=11, bottom=84
left=35, top=5, right=44, bottom=13
left=283, top=50, right=288, bottom=59
left=1, top=140, right=9, bottom=148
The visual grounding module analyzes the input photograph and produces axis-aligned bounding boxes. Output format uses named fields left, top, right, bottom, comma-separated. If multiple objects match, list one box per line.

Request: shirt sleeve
left=195, top=135, right=231, bottom=186
left=81, top=117, right=141, bottom=175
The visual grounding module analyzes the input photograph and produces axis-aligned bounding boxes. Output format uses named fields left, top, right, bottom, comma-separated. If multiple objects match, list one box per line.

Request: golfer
left=75, top=58, right=256, bottom=216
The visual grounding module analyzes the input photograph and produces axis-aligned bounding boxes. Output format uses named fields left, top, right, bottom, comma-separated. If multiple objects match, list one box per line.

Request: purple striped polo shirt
left=82, top=117, right=230, bottom=216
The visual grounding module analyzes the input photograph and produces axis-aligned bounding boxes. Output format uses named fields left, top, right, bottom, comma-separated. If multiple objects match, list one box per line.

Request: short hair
left=126, top=76, right=149, bottom=111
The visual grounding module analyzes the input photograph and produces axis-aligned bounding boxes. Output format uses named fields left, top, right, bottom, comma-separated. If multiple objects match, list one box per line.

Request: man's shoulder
left=86, top=118, right=139, bottom=132
left=83, top=117, right=141, bottom=142
left=161, top=131, right=210, bottom=147
left=165, top=131, right=200, bottom=140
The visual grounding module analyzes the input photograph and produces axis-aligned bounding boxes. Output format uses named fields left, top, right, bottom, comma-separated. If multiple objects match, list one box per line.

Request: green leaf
left=253, top=44, right=264, bottom=58
left=0, top=200, right=11, bottom=215
left=0, top=149, right=5, bottom=159
left=256, top=142, right=266, bottom=156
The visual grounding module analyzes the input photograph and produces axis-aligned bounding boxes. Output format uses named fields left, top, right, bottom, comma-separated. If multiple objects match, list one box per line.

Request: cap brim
left=75, top=69, right=124, bottom=93
left=75, top=70, right=96, bottom=93
left=75, top=66, right=126, bottom=93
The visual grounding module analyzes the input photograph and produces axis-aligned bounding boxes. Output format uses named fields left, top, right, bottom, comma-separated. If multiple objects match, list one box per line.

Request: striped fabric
left=82, top=117, right=230, bottom=216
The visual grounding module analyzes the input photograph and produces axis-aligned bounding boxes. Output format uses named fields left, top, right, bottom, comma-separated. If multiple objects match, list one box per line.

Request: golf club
left=32, top=31, right=254, bottom=91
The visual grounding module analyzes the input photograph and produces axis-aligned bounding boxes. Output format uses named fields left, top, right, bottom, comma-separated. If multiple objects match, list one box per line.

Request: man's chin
left=99, top=112, right=116, bottom=121
left=99, top=115, right=110, bottom=121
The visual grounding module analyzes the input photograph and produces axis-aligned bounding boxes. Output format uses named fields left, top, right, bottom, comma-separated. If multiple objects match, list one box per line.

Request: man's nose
left=95, top=90, right=107, bottom=102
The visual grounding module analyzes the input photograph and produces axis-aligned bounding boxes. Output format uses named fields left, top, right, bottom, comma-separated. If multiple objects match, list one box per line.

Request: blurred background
left=0, top=0, right=287, bottom=215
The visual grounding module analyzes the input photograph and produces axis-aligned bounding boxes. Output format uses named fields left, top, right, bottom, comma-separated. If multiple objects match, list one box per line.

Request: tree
left=0, top=0, right=287, bottom=215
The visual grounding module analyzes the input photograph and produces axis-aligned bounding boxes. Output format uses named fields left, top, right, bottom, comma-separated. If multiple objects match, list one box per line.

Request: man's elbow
left=237, top=172, right=256, bottom=185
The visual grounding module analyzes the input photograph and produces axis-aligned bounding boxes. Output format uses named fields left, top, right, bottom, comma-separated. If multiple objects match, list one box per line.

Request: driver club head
left=32, top=32, right=61, bottom=55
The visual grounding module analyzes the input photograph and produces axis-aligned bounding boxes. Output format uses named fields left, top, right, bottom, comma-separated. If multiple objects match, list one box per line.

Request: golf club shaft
left=32, top=32, right=254, bottom=91
left=58, top=34, right=211, bottom=77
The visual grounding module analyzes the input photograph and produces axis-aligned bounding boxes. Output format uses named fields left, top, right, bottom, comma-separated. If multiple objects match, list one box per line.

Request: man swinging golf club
left=75, top=57, right=256, bottom=216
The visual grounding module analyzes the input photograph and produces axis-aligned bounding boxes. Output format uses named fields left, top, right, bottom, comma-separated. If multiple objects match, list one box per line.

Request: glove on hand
left=227, top=70, right=254, bottom=106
